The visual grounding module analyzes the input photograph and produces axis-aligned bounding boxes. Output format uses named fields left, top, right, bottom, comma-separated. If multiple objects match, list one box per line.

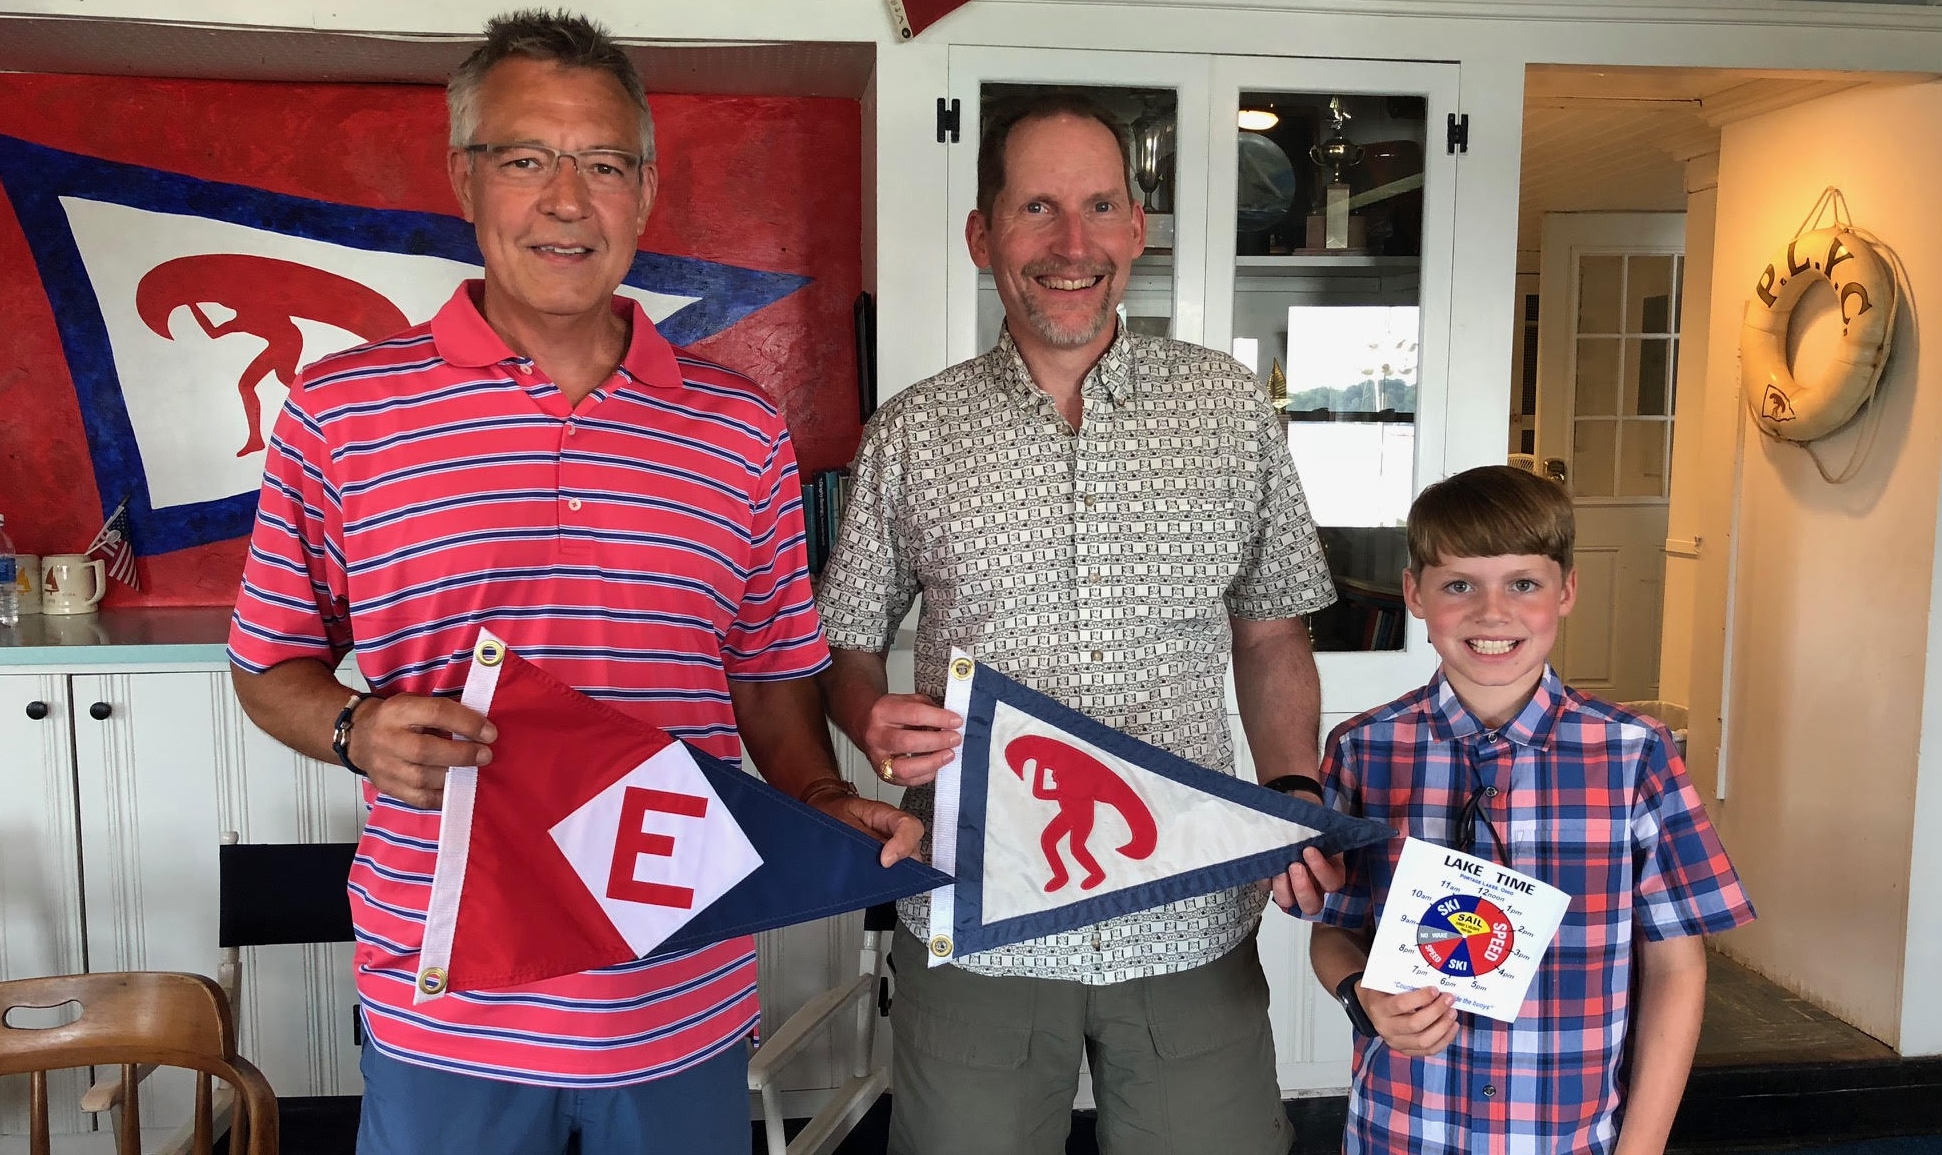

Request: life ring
left=1741, top=227, right=1896, bottom=442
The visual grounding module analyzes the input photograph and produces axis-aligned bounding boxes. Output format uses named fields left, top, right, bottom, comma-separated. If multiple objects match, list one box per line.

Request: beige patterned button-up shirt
left=817, top=326, right=1336, bottom=983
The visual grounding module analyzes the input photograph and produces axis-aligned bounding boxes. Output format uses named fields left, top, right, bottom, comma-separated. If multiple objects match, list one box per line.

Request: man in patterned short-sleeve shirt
left=817, top=91, right=1342, bottom=1155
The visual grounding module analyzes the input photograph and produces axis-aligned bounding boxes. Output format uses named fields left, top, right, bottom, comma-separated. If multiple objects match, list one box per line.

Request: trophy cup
left=1307, top=96, right=1365, bottom=251
left=1132, top=106, right=1175, bottom=248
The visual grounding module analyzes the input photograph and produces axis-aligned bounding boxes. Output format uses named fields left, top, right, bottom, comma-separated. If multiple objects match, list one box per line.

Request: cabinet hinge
left=937, top=97, right=961, bottom=144
left=1447, top=112, right=1470, bottom=155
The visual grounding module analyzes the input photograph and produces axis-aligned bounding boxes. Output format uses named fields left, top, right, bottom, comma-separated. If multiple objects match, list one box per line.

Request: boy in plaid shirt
left=1311, top=465, right=1754, bottom=1155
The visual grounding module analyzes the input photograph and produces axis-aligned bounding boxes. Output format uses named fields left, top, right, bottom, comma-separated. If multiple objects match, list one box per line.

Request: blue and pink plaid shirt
left=1317, top=667, right=1754, bottom=1155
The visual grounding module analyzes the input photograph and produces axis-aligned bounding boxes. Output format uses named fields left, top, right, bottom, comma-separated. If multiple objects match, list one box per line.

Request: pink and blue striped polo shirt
left=228, top=281, right=831, bottom=1086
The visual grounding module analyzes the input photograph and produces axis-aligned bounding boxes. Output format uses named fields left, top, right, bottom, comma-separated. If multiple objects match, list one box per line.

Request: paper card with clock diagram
left=1360, top=836, right=1571, bottom=1023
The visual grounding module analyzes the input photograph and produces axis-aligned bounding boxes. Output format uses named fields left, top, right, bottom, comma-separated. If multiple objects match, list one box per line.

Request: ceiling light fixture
left=1237, top=109, right=1279, bottom=131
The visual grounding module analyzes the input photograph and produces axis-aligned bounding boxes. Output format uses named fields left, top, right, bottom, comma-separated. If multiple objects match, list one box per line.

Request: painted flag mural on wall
left=0, top=74, right=863, bottom=605
left=0, top=134, right=806, bottom=560
left=417, top=630, right=948, bottom=999
left=926, top=650, right=1394, bottom=965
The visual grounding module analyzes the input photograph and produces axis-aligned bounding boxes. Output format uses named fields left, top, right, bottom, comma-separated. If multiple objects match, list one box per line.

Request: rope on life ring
left=1739, top=188, right=1901, bottom=484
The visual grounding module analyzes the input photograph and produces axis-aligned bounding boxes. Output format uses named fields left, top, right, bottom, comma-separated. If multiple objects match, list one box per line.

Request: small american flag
left=86, top=496, right=140, bottom=590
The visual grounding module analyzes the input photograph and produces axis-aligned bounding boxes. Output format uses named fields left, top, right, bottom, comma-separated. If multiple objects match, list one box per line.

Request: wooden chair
left=0, top=970, right=279, bottom=1155
left=81, top=836, right=358, bottom=1152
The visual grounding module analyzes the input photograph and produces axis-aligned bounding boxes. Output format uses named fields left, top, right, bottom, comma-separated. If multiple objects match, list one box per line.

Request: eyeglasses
left=464, top=143, right=645, bottom=191
left=1453, top=782, right=1507, bottom=862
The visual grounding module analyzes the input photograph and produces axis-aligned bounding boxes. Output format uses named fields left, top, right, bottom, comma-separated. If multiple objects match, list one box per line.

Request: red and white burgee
left=883, top=0, right=973, bottom=39
left=415, top=629, right=761, bottom=1002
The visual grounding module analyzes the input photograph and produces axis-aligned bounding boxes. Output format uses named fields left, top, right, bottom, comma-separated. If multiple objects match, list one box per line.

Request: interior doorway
left=1511, top=63, right=1936, bottom=1065
left=1536, top=211, right=1685, bottom=704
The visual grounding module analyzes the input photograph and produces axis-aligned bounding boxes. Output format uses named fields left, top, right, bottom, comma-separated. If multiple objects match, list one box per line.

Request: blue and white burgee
left=925, top=649, right=1393, bottom=965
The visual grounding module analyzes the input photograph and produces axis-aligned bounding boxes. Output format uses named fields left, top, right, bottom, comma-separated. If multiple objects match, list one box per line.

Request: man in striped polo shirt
left=227, top=12, right=919, bottom=1154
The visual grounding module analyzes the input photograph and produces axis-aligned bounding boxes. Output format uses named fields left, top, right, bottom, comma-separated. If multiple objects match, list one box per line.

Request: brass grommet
left=928, top=934, right=953, bottom=958
left=417, top=966, right=448, bottom=995
left=476, top=638, right=505, bottom=666
left=950, top=657, right=974, bottom=680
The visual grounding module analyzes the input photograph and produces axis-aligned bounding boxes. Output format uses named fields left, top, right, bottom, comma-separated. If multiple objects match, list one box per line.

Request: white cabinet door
left=1203, top=60, right=1458, bottom=1094
left=71, top=671, right=365, bottom=1132
left=0, top=674, right=88, bottom=1139
left=1205, top=55, right=1461, bottom=717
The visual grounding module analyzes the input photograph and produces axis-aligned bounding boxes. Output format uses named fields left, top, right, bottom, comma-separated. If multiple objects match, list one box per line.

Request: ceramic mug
left=11, top=553, right=39, bottom=615
left=41, top=554, right=107, bottom=616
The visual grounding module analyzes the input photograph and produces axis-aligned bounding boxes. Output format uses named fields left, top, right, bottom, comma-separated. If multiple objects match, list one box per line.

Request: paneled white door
left=1535, top=212, right=1687, bottom=703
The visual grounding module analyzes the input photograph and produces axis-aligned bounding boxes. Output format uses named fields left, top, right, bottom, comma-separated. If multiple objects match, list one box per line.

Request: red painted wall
left=0, top=74, right=862, bottom=606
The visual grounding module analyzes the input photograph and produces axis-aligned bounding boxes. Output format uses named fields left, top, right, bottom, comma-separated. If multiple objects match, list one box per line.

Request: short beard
left=1016, top=263, right=1120, bottom=349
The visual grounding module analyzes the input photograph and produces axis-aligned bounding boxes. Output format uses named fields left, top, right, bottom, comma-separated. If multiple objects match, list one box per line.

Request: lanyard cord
left=1455, top=738, right=1509, bottom=863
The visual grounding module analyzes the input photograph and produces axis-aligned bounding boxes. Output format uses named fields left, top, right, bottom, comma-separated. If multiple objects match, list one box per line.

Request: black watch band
left=1262, top=773, right=1327, bottom=802
left=1336, top=971, right=1378, bottom=1037
left=331, top=692, right=376, bottom=777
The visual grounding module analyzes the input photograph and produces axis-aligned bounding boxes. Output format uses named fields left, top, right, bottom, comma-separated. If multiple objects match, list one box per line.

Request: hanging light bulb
left=1237, top=108, right=1279, bottom=132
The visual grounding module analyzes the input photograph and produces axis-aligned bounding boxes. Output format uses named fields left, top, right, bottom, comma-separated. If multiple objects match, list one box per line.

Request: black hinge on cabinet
left=937, top=97, right=962, bottom=144
left=1446, top=112, right=1470, bottom=155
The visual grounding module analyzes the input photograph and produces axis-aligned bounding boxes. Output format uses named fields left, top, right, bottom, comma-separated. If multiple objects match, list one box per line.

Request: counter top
left=0, top=606, right=235, bottom=668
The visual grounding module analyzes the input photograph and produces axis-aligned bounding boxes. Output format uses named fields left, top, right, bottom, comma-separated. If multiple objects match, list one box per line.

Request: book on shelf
left=800, top=468, right=852, bottom=576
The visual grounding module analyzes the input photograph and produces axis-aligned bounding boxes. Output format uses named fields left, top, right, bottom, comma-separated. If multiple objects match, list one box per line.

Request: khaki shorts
left=887, top=926, right=1293, bottom=1155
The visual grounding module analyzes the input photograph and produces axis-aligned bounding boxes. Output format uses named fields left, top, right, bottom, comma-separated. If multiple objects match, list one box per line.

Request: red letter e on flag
left=607, top=787, right=708, bottom=909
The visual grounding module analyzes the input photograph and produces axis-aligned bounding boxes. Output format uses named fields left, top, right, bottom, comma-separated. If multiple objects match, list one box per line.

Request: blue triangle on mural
left=652, top=744, right=950, bottom=958
left=0, top=133, right=810, bottom=558
left=925, top=651, right=1394, bottom=965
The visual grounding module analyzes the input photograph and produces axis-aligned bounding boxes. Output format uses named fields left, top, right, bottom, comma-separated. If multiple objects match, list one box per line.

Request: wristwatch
left=1336, top=971, right=1378, bottom=1037
left=331, top=692, right=376, bottom=776
left=1262, top=773, right=1327, bottom=802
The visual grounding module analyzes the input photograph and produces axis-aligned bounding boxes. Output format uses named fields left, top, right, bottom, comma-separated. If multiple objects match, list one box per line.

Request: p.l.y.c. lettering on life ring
left=1740, top=225, right=1897, bottom=443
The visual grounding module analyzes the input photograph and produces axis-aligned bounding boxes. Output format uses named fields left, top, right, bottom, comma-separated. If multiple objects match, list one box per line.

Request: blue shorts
left=356, top=1040, right=751, bottom=1155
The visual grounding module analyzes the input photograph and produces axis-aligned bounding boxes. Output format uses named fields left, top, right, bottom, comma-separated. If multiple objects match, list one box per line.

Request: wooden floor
left=271, top=950, right=1902, bottom=1155
left=1695, top=950, right=1895, bottom=1066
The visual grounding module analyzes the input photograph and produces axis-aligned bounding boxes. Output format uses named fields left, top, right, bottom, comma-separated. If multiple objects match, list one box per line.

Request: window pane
left=1626, top=337, right=1673, bottom=416
left=1288, top=423, right=1416, bottom=527
left=1284, top=305, right=1419, bottom=417
left=1578, top=255, right=1622, bottom=334
left=1627, top=255, right=1675, bottom=334
left=1576, top=337, right=1620, bottom=417
left=1619, top=418, right=1669, bottom=497
left=1574, top=421, right=1616, bottom=497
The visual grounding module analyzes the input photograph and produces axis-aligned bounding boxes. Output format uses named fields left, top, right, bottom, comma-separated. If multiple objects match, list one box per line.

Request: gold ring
left=878, top=757, right=897, bottom=783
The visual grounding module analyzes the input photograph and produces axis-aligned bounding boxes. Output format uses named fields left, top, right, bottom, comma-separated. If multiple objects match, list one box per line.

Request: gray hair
left=447, top=9, right=656, bottom=163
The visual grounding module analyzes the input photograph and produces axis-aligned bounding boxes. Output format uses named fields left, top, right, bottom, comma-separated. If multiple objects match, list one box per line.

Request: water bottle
left=0, top=515, right=17, bottom=628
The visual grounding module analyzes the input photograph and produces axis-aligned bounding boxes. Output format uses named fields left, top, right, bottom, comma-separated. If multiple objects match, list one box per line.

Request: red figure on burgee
left=1005, top=734, right=1158, bottom=892
left=137, top=254, right=409, bottom=456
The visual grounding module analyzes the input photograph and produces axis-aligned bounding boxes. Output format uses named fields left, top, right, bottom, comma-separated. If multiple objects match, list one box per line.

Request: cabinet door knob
left=89, top=701, right=113, bottom=721
left=25, top=701, right=48, bottom=720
